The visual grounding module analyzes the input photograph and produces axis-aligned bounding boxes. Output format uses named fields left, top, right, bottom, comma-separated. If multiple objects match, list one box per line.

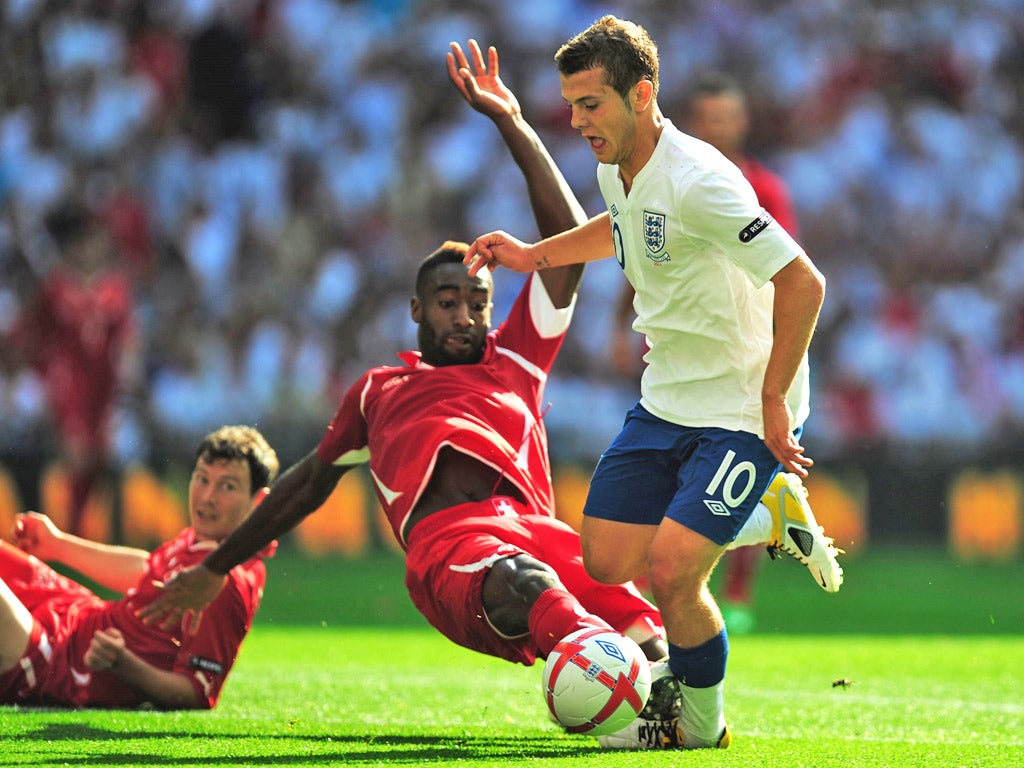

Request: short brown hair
left=555, top=15, right=660, bottom=101
left=195, top=425, right=279, bottom=495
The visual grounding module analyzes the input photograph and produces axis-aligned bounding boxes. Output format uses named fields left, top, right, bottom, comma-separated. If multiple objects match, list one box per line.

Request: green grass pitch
left=3, top=548, right=1022, bottom=767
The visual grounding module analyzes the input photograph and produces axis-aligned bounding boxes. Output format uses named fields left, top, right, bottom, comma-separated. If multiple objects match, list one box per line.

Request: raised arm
left=14, top=512, right=148, bottom=594
left=140, top=450, right=348, bottom=631
left=448, top=40, right=588, bottom=307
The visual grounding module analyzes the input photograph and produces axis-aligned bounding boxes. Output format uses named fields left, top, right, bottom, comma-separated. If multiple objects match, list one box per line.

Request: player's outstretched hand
left=465, top=230, right=538, bottom=276
left=447, top=39, right=520, bottom=121
left=137, top=563, right=227, bottom=635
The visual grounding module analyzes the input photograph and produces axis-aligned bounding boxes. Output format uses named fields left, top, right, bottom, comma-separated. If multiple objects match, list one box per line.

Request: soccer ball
left=542, top=627, right=652, bottom=735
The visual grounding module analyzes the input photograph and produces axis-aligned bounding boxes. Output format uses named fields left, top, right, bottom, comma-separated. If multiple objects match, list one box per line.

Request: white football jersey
left=597, top=121, right=810, bottom=437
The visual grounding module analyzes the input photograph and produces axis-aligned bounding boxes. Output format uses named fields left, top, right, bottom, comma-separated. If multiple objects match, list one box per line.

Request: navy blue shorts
left=582, top=403, right=791, bottom=545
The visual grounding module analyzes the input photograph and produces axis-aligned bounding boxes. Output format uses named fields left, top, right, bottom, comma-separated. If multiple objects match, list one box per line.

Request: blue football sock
left=667, top=629, right=728, bottom=688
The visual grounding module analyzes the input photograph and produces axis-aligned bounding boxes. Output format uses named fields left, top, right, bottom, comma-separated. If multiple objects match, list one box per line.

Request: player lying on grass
left=0, top=425, right=278, bottom=709
left=140, top=41, right=841, bottom=742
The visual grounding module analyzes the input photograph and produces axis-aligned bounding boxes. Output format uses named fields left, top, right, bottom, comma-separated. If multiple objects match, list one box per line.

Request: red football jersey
left=317, top=274, right=573, bottom=547
left=5, top=530, right=273, bottom=709
left=11, top=265, right=134, bottom=450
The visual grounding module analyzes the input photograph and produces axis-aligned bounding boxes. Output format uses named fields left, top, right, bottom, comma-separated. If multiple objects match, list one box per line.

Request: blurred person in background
left=0, top=425, right=278, bottom=710
left=612, top=71, right=801, bottom=635
left=6, top=198, right=136, bottom=538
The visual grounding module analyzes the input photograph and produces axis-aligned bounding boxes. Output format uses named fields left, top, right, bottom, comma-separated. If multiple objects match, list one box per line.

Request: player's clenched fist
left=85, top=626, right=126, bottom=671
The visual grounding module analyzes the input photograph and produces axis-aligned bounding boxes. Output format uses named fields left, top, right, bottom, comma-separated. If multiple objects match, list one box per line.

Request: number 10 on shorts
left=703, top=450, right=757, bottom=515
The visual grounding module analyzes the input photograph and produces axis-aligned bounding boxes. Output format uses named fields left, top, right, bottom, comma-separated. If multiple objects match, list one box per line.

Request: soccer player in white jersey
left=465, top=15, right=841, bottom=749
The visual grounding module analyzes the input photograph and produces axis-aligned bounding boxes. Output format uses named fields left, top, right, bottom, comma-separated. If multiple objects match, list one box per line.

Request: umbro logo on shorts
left=703, top=499, right=732, bottom=516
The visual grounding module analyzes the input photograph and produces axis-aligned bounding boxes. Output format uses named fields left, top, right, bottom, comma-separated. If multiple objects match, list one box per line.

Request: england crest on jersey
left=643, top=210, right=666, bottom=253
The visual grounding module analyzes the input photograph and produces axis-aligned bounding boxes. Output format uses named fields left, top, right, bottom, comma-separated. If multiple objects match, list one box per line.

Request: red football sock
left=721, top=545, right=760, bottom=604
left=528, top=587, right=612, bottom=657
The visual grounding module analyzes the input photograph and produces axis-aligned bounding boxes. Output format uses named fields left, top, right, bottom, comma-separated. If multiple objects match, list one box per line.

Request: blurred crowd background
left=1, top=0, right=1023, bottom=545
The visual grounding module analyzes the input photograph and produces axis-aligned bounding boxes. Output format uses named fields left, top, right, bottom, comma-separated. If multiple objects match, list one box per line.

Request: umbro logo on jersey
left=739, top=211, right=773, bottom=242
left=703, top=499, right=732, bottom=516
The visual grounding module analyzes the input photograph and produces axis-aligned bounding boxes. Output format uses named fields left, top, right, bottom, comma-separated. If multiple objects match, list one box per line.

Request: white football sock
left=730, top=501, right=772, bottom=548
left=678, top=680, right=726, bottom=748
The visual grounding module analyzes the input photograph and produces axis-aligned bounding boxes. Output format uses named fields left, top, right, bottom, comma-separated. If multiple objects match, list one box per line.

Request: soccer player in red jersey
left=0, top=425, right=278, bottom=709
left=140, top=41, right=670, bottom=674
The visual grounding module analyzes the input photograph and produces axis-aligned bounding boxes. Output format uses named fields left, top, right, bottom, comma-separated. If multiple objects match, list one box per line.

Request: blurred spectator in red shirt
left=8, top=199, right=135, bottom=537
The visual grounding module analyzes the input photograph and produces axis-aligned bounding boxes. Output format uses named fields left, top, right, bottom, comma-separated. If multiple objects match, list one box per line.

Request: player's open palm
left=447, top=39, right=520, bottom=120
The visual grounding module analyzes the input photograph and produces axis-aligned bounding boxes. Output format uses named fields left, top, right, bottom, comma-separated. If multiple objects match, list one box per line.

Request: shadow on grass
left=4, top=723, right=599, bottom=764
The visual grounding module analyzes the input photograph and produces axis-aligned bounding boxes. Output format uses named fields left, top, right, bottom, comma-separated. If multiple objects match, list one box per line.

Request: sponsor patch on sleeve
left=738, top=211, right=774, bottom=243
left=189, top=656, right=225, bottom=675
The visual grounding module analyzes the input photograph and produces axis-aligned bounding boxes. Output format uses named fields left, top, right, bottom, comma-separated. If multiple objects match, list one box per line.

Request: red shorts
left=0, top=542, right=97, bottom=612
left=0, top=542, right=105, bottom=706
left=404, top=497, right=662, bottom=666
left=0, top=621, right=53, bottom=704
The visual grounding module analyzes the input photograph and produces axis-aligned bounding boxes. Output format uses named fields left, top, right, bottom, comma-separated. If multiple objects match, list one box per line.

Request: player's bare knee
left=482, top=555, right=561, bottom=635
left=580, top=539, right=612, bottom=583
left=581, top=535, right=645, bottom=584
left=0, top=595, right=33, bottom=671
left=582, top=550, right=634, bottom=585
left=648, top=554, right=707, bottom=604
left=582, top=557, right=612, bottom=585
left=501, top=554, right=560, bottom=600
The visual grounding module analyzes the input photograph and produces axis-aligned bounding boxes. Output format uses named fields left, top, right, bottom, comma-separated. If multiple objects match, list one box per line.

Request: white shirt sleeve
left=528, top=272, right=576, bottom=339
left=680, top=168, right=805, bottom=288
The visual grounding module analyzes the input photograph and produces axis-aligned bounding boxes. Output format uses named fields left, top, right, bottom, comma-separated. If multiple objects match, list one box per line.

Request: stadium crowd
left=1, top=0, right=1023, bottom=476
